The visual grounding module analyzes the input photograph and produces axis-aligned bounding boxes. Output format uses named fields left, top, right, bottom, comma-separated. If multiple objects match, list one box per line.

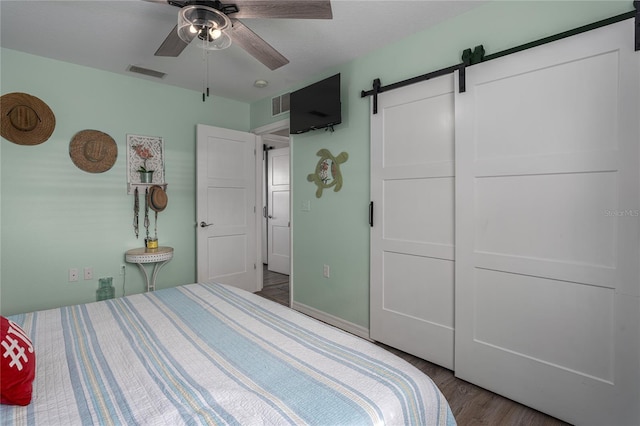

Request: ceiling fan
left=147, top=0, right=333, bottom=70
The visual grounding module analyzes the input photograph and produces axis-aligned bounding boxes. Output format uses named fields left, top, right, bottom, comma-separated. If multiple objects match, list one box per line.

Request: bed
left=1, top=282, right=456, bottom=425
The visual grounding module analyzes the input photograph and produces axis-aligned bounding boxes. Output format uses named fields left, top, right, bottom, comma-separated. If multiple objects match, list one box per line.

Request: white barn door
left=455, top=20, right=639, bottom=426
left=196, top=124, right=258, bottom=292
left=370, top=74, right=455, bottom=369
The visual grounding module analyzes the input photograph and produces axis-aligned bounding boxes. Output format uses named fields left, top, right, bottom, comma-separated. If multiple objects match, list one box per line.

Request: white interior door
left=267, top=147, right=290, bottom=275
left=370, top=74, right=455, bottom=369
left=196, top=124, right=258, bottom=292
left=454, top=20, right=639, bottom=426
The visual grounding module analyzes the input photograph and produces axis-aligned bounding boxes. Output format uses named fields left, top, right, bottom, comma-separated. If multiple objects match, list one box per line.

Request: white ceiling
left=1, top=0, right=484, bottom=103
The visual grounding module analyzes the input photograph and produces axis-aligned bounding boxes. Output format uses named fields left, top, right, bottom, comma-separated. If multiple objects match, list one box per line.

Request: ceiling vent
left=271, top=93, right=290, bottom=116
left=127, top=65, right=166, bottom=79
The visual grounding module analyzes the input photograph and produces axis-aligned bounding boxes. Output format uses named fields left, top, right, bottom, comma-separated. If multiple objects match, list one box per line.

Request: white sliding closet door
left=455, top=20, right=639, bottom=426
left=370, top=74, right=455, bottom=369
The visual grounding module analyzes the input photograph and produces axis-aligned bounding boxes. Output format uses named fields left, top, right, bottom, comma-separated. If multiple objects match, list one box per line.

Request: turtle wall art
left=307, top=149, right=348, bottom=198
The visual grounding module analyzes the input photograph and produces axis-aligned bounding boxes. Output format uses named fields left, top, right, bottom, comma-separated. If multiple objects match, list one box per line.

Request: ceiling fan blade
left=230, top=1, right=332, bottom=19
left=230, top=19, right=289, bottom=70
left=155, top=25, right=193, bottom=57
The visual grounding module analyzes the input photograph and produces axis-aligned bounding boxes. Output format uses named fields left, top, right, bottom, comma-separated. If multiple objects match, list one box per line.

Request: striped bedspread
left=2, top=282, right=456, bottom=425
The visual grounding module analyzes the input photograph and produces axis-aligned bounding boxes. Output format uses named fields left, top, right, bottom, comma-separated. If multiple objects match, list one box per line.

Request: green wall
left=250, top=1, right=633, bottom=330
left=1, top=48, right=250, bottom=316
left=1, top=1, right=632, bottom=321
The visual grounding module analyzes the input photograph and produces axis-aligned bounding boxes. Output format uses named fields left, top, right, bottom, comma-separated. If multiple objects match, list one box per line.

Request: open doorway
left=253, top=120, right=290, bottom=306
left=262, top=136, right=290, bottom=275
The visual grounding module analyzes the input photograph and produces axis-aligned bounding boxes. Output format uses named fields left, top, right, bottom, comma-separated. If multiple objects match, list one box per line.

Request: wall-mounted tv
left=290, top=74, right=341, bottom=134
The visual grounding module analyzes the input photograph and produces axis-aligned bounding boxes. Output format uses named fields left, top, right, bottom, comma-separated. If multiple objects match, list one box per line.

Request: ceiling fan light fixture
left=205, top=30, right=232, bottom=50
left=177, top=5, right=230, bottom=45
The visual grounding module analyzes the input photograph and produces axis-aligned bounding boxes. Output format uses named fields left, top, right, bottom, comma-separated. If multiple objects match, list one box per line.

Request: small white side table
left=125, top=246, right=174, bottom=292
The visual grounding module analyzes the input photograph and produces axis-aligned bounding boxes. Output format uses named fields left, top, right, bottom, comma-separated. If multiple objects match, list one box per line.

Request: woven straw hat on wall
left=69, top=129, right=118, bottom=173
left=1, top=92, right=56, bottom=145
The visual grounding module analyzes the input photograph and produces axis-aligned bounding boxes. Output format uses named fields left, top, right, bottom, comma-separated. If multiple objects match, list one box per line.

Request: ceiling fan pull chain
left=206, top=48, right=210, bottom=98
left=202, top=37, right=207, bottom=102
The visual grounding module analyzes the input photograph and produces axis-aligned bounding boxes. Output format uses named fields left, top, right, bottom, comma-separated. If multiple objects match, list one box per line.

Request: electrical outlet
left=120, top=264, right=126, bottom=275
left=69, top=268, right=78, bottom=282
left=323, top=264, right=330, bottom=278
left=84, top=267, right=93, bottom=280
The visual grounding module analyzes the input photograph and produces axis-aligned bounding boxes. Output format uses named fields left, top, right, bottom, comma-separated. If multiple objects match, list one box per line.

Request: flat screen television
left=290, top=74, right=341, bottom=134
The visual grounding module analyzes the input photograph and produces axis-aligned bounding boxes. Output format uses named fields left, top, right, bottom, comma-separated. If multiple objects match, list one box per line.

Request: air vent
left=127, top=65, right=166, bottom=79
left=271, top=93, right=290, bottom=116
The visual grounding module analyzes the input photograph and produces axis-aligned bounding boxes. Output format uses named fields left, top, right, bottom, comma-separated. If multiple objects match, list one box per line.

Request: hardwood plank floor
left=376, top=343, right=568, bottom=426
left=259, top=265, right=290, bottom=306
left=255, top=270, right=569, bottom=426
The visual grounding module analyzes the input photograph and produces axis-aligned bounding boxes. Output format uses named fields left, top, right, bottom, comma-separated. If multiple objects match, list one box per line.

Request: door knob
left=199, top=221, right=213, bottom=228
left=268, top=215, right=273, bottom=219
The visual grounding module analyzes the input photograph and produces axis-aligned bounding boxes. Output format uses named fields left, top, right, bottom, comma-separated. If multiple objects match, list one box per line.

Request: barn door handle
left=199, top=221, right=213, bottom=228
left=369, top=202, right=374, bottom=227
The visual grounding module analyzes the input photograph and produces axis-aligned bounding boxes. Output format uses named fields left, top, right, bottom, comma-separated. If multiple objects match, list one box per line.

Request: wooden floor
left=258, top=265, right=290, bottom=305
left=255, top=268, right=569, bottom=426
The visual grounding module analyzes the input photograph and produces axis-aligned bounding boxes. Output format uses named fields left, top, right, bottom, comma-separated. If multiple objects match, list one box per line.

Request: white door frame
left=252, top=119, right=291, bottom=299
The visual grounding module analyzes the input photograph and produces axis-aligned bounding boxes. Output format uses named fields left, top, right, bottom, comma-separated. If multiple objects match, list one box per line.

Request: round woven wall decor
left=0, top=92, right=56, bottom=145
left=69, top=129, right=117, bottom=173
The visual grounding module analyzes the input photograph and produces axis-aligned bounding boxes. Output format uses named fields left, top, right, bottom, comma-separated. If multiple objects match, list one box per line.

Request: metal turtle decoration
left=307, top=149, right=348, bottom=198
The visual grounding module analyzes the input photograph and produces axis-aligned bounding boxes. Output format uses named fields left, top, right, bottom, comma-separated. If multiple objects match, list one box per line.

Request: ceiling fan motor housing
left=171, top=0, right=238, bottom=15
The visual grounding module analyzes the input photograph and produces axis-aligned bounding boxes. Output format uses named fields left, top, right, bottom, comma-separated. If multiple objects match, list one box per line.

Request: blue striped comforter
left=2, top=282, right=456, bottom=425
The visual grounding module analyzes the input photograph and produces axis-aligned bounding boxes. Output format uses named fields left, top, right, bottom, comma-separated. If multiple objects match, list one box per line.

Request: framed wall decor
left=127, top=134, right=165, bottom=190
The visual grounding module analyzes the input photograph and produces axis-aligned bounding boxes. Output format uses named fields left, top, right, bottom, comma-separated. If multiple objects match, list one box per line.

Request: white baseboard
left=291, top=301, right=371, bottom=341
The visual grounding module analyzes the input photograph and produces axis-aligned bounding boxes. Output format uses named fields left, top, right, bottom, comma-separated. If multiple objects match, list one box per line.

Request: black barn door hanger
left=362, top=2, right=639, bottom=114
